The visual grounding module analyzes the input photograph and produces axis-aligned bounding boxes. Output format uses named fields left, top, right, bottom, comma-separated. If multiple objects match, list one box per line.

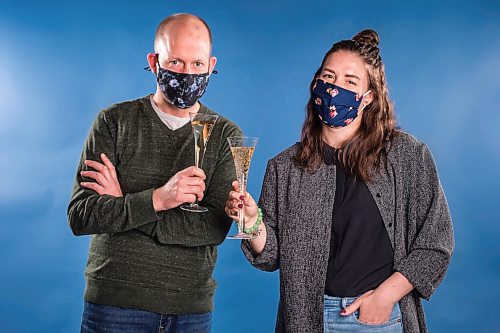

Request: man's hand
left=152, top=166, right=206, bottom=212
left=80, top=153, right=123, bottom=197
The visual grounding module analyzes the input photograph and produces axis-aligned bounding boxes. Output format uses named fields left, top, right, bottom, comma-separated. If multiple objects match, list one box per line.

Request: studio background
left=1, top=0, right=499, bottom=332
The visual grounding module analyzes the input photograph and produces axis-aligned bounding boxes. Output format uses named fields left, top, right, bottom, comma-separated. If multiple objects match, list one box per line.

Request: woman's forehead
left=323, top=51, right=367, bottom=76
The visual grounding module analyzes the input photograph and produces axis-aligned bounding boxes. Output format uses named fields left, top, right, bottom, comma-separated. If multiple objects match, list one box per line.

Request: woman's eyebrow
left=345, top=73, right=361, bottom=80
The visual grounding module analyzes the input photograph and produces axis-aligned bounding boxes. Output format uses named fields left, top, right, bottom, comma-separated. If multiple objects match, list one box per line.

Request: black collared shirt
left=324, top=146, right=394, bottom=297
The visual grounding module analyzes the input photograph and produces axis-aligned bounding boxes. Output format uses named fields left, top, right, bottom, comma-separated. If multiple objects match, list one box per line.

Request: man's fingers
left=178, top=186, right=205, bottom=201
left=178, top=179, right=206, bottom=195
left=81, top=182, right=104, bottom=195
left=100, top=153, right=117, bottom=177
left=179, top=193, right=197, bottom=204
left=84, top=160, right=106, bottom=172
left=181, top=166, right=206, bottom=179
left=181, top=177, right=206, bottom=190
left=81, top=171, right=107, bottom=185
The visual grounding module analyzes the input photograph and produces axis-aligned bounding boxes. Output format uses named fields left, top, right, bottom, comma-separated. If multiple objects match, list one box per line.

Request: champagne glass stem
left=238, top=173, right=247, bottom=234
left=193, top=133, right=202, bottom=206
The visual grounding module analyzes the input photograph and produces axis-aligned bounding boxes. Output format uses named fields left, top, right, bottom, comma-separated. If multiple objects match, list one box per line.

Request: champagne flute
left=180, top=112, right=219, bottom=213
left=226, top=136, right=258, bottom=239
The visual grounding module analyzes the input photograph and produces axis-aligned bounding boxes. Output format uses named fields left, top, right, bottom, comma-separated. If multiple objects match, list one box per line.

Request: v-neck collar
left=141, top=94, right=209, bottom=134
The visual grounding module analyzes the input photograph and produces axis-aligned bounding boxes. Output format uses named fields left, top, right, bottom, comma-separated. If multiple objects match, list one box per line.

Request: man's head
left=148, top=13, right=217, bottom=111
left=148, top=13, right=216, bottom=75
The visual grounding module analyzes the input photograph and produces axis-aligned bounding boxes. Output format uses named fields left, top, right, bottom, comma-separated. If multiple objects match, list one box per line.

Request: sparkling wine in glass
left=226, top=136, right=258, bottom=239
left=180, top=112, right=219, bottom=213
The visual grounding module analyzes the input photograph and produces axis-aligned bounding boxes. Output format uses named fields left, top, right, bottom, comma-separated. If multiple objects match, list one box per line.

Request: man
left=68, top=13, right=241, bottom=332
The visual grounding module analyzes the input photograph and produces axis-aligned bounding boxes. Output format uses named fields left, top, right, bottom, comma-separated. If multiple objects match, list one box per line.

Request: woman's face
left=319, top=50, right=371, bottom=99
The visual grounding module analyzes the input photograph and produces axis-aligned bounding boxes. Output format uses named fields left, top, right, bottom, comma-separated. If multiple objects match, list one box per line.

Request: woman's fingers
left=232, top=180, right=239, bottom=192
left=226, top=198, right=242, bottom=209
left=224, top=205, right=239, bottom=218
left=341, top=290, right=373, bottom=316
left=229, top=190, right=243, bottom=200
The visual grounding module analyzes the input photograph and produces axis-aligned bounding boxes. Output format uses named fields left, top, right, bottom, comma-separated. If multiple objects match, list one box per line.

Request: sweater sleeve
left=394, top=143, right=455, bottom=300
left=67, top=111, right=159, bottom=236
left=136, top=124, right=243, bottom=247
left=240, top=159, right=280, bottom=271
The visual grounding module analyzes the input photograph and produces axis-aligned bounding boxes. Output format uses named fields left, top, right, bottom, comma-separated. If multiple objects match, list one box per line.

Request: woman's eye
left=323, top=74, right=334, bottom=79
left=348, top=80, right=357, bottom=85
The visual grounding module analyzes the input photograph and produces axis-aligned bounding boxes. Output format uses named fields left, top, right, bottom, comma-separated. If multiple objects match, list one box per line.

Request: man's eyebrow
left=322, top=68, right=336, bottom=75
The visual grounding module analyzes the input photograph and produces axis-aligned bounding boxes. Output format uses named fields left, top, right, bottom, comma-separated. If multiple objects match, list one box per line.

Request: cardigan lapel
left=290, top=162, right=337, bottom=253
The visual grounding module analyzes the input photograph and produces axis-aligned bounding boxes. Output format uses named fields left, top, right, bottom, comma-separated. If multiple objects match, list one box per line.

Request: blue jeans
left=324, top=295, right=403, bottom=332
left=81, top=301, right=212, bottom=333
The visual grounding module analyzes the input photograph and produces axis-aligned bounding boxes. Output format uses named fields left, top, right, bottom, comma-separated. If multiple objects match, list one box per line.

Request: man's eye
left=323, top=74, right=334, bottom=79
left=348, top=80, right=357, bottom=85
left=170, top=60, right=179, bottom=65
left=195, top=62, right=203, bottom=67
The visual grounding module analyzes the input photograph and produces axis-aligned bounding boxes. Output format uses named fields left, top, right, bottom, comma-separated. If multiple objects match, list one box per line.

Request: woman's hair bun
left=352, top=29, right=380, bottom=47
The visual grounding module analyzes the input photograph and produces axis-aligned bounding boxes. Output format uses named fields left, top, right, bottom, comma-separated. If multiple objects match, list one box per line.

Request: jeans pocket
left=351, top=303, right=402, bottom=329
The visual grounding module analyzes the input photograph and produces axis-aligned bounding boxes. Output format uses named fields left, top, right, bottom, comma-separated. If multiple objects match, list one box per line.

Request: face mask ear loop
left=361, top=90, right=372, bottom=110
left=207, top=58, right=218, bottom=76
left=155, top=53, right=161, bottom=77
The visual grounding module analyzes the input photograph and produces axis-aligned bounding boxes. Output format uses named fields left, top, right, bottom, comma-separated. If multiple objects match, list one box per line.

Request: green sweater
left=68, top=95, right=242, bottom=314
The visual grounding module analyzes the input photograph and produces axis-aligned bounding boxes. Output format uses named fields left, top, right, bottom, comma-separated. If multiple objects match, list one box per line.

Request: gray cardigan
left=242, top=131, right=454, bottom=333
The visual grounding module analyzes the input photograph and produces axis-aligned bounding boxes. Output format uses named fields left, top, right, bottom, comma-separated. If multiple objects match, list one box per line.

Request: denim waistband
left=324, top=294, right=361, bottom=310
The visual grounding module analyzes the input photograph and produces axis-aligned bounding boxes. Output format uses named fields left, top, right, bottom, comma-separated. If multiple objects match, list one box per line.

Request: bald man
left=68, top=14, right=242, bottom=332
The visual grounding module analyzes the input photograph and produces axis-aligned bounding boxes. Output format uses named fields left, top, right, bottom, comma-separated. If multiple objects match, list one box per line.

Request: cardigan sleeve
left=394, top=143, right=455, bottom=300
left=241, top=159, right=280, bottom=271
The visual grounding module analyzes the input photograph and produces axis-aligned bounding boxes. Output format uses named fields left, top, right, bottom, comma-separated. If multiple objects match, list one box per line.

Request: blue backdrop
left=1, top=0, right=499, bottom=332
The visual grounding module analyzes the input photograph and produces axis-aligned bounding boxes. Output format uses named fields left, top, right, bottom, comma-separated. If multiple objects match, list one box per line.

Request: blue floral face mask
left=156, top=57, right=210, bottom=109
left=312, top=79, right=371, bottom=128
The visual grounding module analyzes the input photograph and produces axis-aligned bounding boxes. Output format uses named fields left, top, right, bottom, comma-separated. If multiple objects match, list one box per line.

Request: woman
left=225, top=29, right=454, bottom=333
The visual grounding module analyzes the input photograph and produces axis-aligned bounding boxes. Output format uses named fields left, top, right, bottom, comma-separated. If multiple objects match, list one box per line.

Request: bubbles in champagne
left=230, top=147, right=255, bottom=178
left=190, top=116, right=218, bottom=167
left=192, top=119, right=217, bottom=147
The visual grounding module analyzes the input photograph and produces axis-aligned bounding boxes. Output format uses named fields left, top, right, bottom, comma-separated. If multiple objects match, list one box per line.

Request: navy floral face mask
left=156, top=58, right=210, bottom=109
left=312, top=79, right=371, bottom=128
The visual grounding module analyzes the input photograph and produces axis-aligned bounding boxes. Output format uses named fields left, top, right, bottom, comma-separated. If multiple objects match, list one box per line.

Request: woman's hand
left=341, top=272, right=413, bottom=324
left=80, top=153, right=123, bottom=197
left=340, top=290, right=395, bottom=324
left=226, top=180, right=268, bottom=254
left=225, top=180, right=258, bottom=226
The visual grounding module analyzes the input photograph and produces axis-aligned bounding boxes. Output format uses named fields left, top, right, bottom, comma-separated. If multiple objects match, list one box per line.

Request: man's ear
left=147, top=53, right=158, bottom=74
left=208, top=56, right=217, bottom=76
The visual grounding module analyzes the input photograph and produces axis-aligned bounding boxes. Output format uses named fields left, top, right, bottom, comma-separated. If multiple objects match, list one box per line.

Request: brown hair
left=294, top=29, right=397, bottom=182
